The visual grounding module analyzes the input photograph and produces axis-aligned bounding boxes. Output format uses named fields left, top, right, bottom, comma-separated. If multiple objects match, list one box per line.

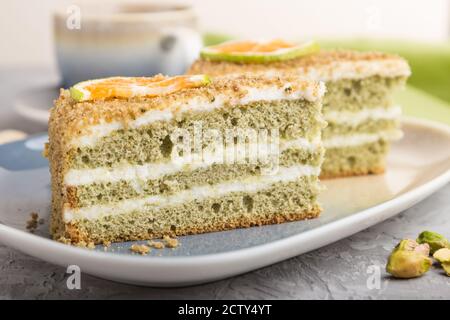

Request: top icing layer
left=50, top=74, right=325, bottom=147
left=71, top=82, right=325, bottom=147
left=188, top=50, right=412, bottom=81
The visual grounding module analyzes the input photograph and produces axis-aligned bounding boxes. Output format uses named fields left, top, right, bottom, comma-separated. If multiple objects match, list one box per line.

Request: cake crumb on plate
left=163, top=235, right=179, bottom=248
left=148, top=240, right=165, bottom=249
left=74, top=240, right=96, bottom=249
left=130, top=244, right=150, bottom=255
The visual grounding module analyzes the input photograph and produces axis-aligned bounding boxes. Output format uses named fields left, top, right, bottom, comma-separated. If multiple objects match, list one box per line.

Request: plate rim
left=0, top=116, right=449, bottom=285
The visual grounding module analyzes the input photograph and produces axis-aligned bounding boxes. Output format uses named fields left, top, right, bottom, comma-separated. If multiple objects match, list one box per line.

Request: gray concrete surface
left=1, top=184, right=449, bottom=299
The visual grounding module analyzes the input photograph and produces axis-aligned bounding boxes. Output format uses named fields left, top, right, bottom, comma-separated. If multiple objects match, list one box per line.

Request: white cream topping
left=299, top=60, right=411, bottom=82
left=323, top=130, right=403, bottom=148
left=71, top=84, right=325, bottom=148
left=63, top=164, right=320, bottom=222
left=324, top=106, right=402, bottom=126
left=257, top=59, right=410, bottom=82
left=241, top=82, right=325, bottom=104
left=64, top=137, right=321, bottom=186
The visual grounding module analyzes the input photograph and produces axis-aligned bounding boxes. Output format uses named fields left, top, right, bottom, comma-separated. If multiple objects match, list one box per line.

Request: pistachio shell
left=433, top=248, right=450, bottom=263
left=417, top=231, right=450, bottom=254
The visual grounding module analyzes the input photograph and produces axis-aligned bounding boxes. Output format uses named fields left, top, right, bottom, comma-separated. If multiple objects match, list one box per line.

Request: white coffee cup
left=53, top=1, right=202, bottom=87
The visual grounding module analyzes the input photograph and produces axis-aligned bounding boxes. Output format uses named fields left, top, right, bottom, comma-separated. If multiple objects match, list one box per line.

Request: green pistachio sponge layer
left=63, top=178, right=321, bottom=244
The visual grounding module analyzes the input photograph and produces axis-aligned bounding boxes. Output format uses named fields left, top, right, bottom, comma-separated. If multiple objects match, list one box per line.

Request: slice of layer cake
left=46, top=74, right=326, bottom=245
left=188, top=39, right=411, bottom=178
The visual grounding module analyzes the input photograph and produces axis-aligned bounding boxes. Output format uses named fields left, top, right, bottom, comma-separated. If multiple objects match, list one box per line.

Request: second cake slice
left=189, top=39, right=411, bottom=178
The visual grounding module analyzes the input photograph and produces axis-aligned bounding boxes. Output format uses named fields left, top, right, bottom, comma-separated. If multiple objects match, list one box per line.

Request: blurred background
left=2, top=0, right=449, bottom=68
left=0, top=0, right=449, bottom=141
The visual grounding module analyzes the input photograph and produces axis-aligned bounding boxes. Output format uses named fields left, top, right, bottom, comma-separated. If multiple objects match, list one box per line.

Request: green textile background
left=203, top=34, right=450, bottom=125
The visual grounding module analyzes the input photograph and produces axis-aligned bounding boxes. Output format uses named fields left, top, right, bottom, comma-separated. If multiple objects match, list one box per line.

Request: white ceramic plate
left=0, top=117, right=449, bottom=287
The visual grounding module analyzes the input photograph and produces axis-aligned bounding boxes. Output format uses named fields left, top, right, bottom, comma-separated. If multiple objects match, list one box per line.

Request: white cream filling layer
left=324, top=106, right=401, bottom=126
left=63, top=164, right=320, bottom=222
left=313, top=60, right=411, bottom=81
left=256, top=60, right=410, bottom=82
left=72, top=83, right=326, bottom=148
left=64, top=137, right=321, bottom=186
left=323, top=130, right=403, bottom=148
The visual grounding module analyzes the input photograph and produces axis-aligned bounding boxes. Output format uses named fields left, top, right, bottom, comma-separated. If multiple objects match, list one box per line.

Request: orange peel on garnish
left=70, top=74, right=211, bottom=102
left=200, top=39, right=319, bottom=63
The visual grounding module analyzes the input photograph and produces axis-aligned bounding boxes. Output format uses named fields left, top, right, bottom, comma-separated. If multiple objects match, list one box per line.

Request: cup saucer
left=14, top=86, right=59, bottom=125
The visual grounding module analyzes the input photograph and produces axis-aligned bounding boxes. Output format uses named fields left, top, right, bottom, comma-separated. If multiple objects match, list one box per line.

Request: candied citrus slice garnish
left=201, top=39, right=319, bottom=63
left=70, top=74, right=211, bottom=102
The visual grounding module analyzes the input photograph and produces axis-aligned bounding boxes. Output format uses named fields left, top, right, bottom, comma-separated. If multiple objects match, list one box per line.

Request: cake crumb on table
left=163, top=235, right=179, bottom=248
left=26, top=212, right=39, bottom=232
left=130, top=244, right=151, bottom=255
left=148, top=240, right=165, bottom=249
